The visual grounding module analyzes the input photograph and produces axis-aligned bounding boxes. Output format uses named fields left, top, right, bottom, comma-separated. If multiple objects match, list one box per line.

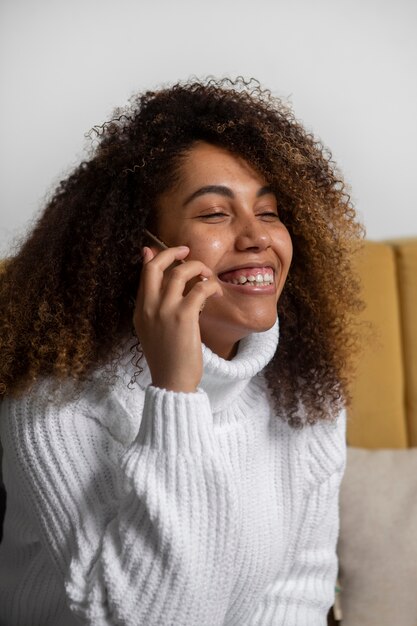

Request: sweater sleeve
left=247, top=409, right=347, bottom=626
left=2, top=383, right=240, bottom=626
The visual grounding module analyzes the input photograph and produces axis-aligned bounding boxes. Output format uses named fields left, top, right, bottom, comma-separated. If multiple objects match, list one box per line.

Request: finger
left=161, top=261, right=214, bottom=303
left=145, top=245, right=173, bottom=263
left=145, top=245, right=190, bottom=272
left=180, top=278, right=223, bottom=317
left=141, top=246, right=155, bottom=264
left=140, top=245, right=190, bottom=304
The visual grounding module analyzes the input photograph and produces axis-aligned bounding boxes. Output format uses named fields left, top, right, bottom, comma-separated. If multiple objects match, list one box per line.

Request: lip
left=216, top=262, right=276, bottom=276
left=219, top=280, right=277, bottom=295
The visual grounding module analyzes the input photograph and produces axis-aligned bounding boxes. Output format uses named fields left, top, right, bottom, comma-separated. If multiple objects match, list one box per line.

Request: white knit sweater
left=0, top=321, right=346, bottom=626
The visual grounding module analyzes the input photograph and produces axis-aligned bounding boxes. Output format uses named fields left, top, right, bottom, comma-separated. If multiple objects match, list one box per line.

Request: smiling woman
left=0, top=77, right=363, bottom=625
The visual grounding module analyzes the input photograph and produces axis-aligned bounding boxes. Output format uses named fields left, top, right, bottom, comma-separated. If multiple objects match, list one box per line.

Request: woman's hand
left=133, top=246, right=223, bottom=393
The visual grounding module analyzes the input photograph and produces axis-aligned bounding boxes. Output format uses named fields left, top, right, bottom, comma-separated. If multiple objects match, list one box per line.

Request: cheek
left=187, top=235, right=226, bottom=267
left=274, top=229, right=293, bottom=266
left=285, top=237, right=293, bottom=267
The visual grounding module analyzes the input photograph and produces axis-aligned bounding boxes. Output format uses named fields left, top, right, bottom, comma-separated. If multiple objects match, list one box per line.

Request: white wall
left=1, top=0, right=416, bottom=257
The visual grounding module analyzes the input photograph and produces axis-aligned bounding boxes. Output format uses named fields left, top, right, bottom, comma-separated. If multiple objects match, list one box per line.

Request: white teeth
left=224, top=271, right=274, bottom=285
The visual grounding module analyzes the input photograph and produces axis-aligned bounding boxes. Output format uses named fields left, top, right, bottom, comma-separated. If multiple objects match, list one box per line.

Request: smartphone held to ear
left=143, top=229, right=208, bottom=282
left=143, top=229, right=186, bottom=264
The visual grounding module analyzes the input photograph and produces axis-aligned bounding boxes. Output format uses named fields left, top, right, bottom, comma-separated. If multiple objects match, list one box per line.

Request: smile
left=218, top=266, right=275, bottom=288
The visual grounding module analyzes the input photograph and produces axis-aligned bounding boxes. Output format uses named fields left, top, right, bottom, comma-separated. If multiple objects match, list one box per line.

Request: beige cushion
left=337, top=447, right=417, bottom=625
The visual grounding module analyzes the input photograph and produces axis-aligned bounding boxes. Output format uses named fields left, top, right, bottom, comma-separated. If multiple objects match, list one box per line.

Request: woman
left=0, top=78, right=363, bottom=625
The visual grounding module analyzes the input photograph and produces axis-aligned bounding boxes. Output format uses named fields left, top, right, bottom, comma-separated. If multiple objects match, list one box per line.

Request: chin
left=200, top=307, right=278, bottom=346
left=241, top=314, right=278, bottom=336
left=252, top=320, right=277, bottom=334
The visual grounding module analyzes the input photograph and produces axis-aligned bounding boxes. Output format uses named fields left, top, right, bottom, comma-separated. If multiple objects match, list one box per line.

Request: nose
left=234, top=215, right=273, bottom=251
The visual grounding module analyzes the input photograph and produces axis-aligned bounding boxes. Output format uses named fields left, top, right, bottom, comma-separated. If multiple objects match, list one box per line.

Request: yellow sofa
left=347, top=238, right=417, bottom=449
left=330, top=237, right=417, bottom=625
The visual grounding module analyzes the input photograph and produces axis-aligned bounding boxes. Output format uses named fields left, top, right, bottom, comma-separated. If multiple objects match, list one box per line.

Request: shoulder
left=0, top=376, right=148, bottom=507
left=304, top=407, right=347, bottom=486
left=1, top=371, right=146, bottom=450
left=269, top=405, right=346, bottom=493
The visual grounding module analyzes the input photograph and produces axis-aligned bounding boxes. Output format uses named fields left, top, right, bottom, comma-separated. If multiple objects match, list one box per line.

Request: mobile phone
left=143, top=229, right=207, bottom=283
left=143, top=229, right=186, bottom=264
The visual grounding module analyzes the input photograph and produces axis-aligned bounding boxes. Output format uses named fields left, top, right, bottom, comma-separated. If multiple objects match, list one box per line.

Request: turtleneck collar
left=199, top=319, right=279, bottom=411
left=118, top=319, right=279, bottom=413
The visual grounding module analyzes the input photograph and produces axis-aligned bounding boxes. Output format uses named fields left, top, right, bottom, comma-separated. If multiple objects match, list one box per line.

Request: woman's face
left=155, top=141, right=293, bottom=359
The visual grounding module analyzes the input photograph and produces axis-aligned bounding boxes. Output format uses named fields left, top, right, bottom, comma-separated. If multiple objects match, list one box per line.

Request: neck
left=200, top=328, right=241, bottom=361
left=203, top=339, right=238, bottom=361
left=200, top=316, right=258, bottom=360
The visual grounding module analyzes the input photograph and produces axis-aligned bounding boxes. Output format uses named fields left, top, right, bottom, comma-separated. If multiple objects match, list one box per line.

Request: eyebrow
left=182, top=184, right=275, bottom=207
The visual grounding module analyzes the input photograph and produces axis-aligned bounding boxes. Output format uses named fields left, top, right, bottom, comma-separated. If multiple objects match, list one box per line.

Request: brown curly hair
left=0, top=77, right=364, bottom=427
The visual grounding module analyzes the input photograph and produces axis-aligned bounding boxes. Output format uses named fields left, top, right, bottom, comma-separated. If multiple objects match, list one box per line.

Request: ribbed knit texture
left=0, top=320, right=346, bottom=626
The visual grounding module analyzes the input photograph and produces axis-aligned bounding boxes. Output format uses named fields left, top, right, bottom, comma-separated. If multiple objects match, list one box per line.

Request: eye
left=258, top=211, right=281, bottom=221
left=196, top=211, right=229, bottom=221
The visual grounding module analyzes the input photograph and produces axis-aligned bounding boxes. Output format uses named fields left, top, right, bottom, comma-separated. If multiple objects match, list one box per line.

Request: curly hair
left=0, top=77, right=364, bottom=427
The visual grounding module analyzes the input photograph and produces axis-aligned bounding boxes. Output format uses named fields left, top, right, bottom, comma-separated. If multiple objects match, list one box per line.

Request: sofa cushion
left=347, top=242, right=407, bottom=448
left=337, top=446, right=417, bottom=625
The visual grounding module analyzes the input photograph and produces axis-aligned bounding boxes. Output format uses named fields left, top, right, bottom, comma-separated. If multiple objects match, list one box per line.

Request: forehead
left=176, top=142, right=267, bottom=188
